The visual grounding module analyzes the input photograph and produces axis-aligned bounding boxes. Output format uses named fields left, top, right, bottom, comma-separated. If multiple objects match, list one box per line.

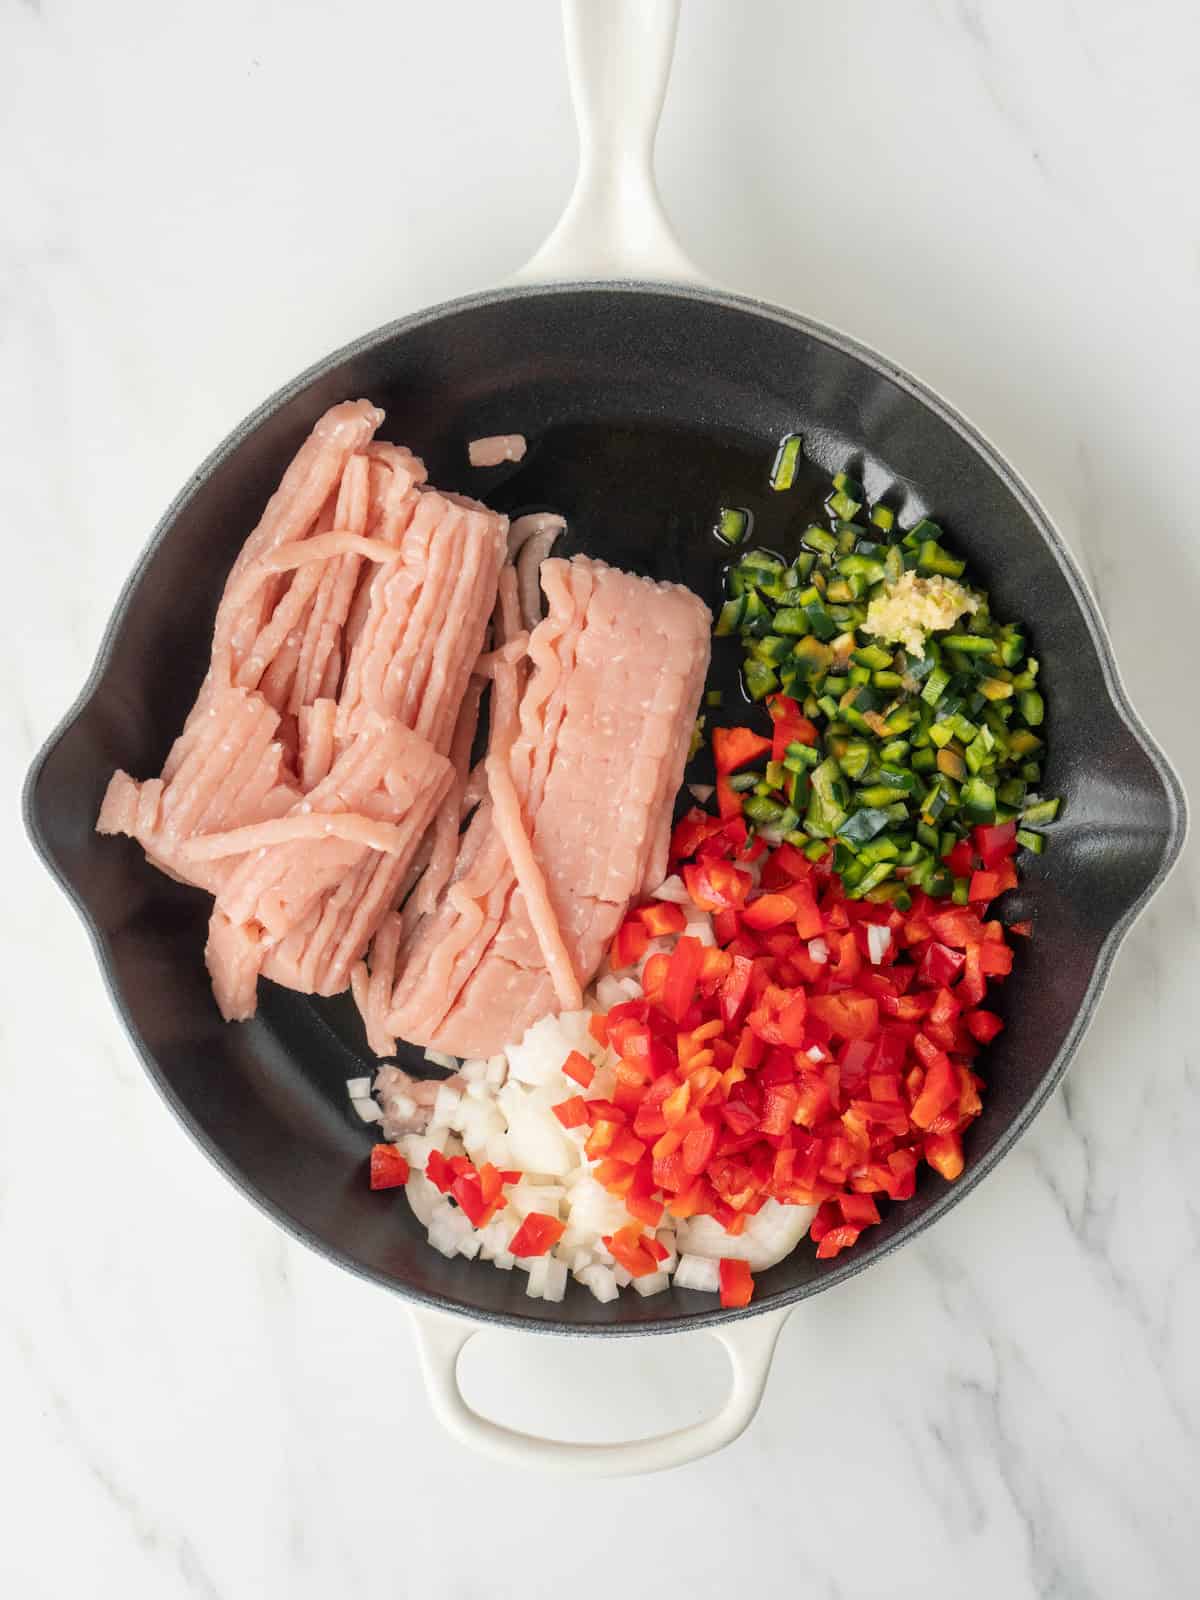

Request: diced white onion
left=345, top=1076, right=372, bottom=1100
left=541, top=1258, right=568, bottom=1302
left=867, top=923, right=893, bottom=964
left=432, top=1082, right=462, bottom=1127
left=678, top=1198, right=817, bottom=1270
left=633, top=1271, right=670, bottom=1297
left=579, top=1264, right=619, bottom=1303
left=404, top=1172, right=440, bottom=1228
left=351, top=1098, right=382, bottom=1123
left=650, top=874, right=692, bottom=904
left=672, top=1254, right=721, bottom=1293
left=525, top=1257, right=550, bottom=1299
left=594, top=975, right=629, bottom=1009
left=424, top=1048, right=459, bottom=1069
left=808, top=937, right=829, bottom=964
left=688, top=784, right=715, bottom=804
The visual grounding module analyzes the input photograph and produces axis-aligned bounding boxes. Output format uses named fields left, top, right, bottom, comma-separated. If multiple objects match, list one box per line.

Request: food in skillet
left=360, top=456, right=1061, bottom=1306
left=95, top=409, right=1057, bottom=1308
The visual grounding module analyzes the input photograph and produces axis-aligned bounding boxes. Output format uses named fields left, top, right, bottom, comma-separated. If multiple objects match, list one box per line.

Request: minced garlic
left=862, top=571, right=979, bottom=657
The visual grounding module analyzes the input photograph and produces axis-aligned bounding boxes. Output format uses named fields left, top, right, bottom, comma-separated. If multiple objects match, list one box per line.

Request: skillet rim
left=22, top=279, right=1189, bottom=1336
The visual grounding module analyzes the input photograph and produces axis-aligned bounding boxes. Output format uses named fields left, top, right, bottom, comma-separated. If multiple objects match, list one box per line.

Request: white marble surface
left=4, top=0, right=1199, bottom=1594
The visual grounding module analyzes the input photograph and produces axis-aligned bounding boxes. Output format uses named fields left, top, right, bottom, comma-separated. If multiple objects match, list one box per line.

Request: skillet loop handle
left=513, top=0, right=704, bottom=285
left=410, top=1304, right=790, bottom=1477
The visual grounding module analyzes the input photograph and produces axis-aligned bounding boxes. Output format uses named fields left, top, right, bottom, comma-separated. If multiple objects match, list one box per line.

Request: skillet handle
left=513, top=0, right=704, bottom=285
left=410, top=1303, right=789, bottom=1476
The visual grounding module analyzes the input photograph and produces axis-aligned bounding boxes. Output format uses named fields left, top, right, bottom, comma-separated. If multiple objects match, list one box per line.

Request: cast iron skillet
left=21, top=2, right=1186, bottom=1471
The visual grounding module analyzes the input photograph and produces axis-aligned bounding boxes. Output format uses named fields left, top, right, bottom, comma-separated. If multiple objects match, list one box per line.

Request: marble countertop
left=4, top=1, right=1199, bottom=1595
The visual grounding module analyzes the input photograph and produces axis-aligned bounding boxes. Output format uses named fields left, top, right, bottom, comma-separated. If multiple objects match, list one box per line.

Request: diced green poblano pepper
left=743, top=659, right=778, bottom=701
left=941, top=633, right=994, bottom=655
left=770, top=434, right=803, bottom=491
left=716, top=506, right=749, bottom=545
left=1021, top=796, right=1061, bottom=825
left=805, top=758, right=849, bottom=837
left=921, top=666, right=951, bottom=706
left=961, top=775, right=997, bottom=821
left=714, top=452, right=1053, bottom=866
left=917, top=541, right=966, bottom=578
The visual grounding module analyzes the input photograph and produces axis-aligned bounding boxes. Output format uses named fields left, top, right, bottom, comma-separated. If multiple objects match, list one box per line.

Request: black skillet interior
left=25, top=285, right=1186, bottom=1333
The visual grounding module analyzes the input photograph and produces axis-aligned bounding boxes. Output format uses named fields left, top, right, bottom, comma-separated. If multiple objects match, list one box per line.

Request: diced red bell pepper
left=716, top=773, right=743, bottom=821
left=713, top=725, right=773, bottom=774
left=684, top=859, right=752, bottom=912
left=760, top=1080, right=801, bottom=1136
left=741, top=891, right=801, bottom=931
left=670, top=808, right=725, bottom=862
left=509, top=1212, right=566, bottom=1257
left=594, top=1158, right=635, bottom=1195
left=766, top=842, right=812, bottom=883
left=611, top=917, right=650, bottom=969
left=604, top=1223, right=662, bottom=1278
left=369, top=1144, right=410, bottom=1190
left=886, top=1147, right=919, bottom=1199
left=637, top=900, right=688, bottom=937
left=924, top=1131, right=965, bottom=1180
left=777, top=992, right=808, bottom=1048
left=719, top=953, right=755, bottom=1027
left=1008, top=919, right=1033, bottom=938
left=766, top=694, right=819, bottom=763
left=837, top=1192, right=881, bottom=1229
left=718, top=1257, right=755, bottom=1307
left=957, top=945, right=987, bottom=1007
left=968, top=869, right=1002, bottom=903
left=919, top=940, right=965, bottom=988
left=929, top=908, right=984, bottom=949
left=927, top=985, right=961, bottom=1028
left=452, top=1165, right=506, bottom=1228
left=978, top=941, right=1014, bottom=977
left=425, top=1149, right=455, bottom=1194
left=552, top=1095, right=589, bottom=1129
left=808, top=992, right=880, bottom=1040
left=964, top=1008, right=1004, bottom=1043
left=815, top=1224, right=861, bottom=1259
left=721, top=1098, right=760, bottom=1136
left=973, top=821, right=1017, bottom=867
left=791, top=880, right=824, bottom=940
left=626, top=1190, right=666, bottom=1229
left=641, top=951, right=671, bottom=1000
left=944, top=838, right=975, bottom=878
left=682, top=1115, right=719, bottom=1175
left=831, top=930, right=862, bottom=982
left=698, top=946, right=734, bottom=985
left=588, top=1012, right=609, bottom=1047
left=563, top=1049, right=595, bottom=1089
left=662, top=935, right=705, bottom=1023
left=910, top=1051, right=959, bottom=1129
